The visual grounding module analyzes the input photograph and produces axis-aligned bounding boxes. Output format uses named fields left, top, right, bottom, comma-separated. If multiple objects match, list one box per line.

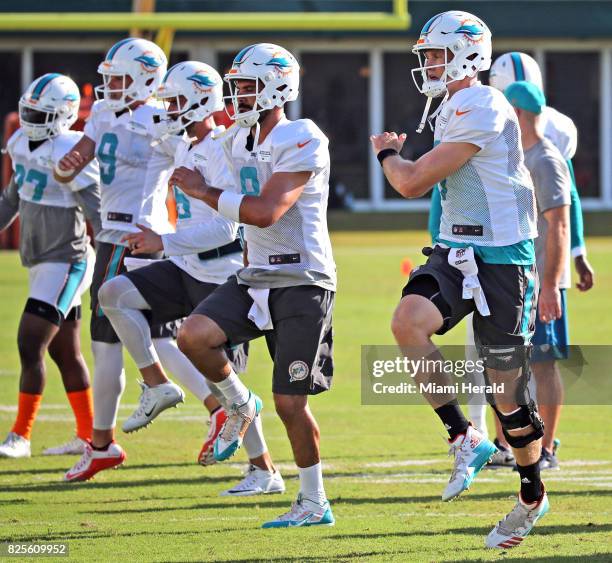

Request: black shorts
left=124, top=260, right=247, bottom=372
left=402, top=246, right=538, bottom=348
left=90, top=242, right=176, bottom=343
left=193, top=276, right=334, bottom=396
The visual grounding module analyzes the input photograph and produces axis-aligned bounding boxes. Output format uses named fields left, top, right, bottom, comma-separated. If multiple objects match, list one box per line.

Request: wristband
left=377, top=148, right=398, bottom=166
left=217, top=190, right=244, bottom=223
left=54, top=164, right=74, bottom=178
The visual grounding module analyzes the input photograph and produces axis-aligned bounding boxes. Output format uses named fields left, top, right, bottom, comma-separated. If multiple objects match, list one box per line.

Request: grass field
left=0, top=231, right=611, bottom=562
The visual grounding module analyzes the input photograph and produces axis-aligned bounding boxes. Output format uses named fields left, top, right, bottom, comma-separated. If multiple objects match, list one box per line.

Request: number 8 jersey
left=225, top=117, right=336, bottom=291
left=84, top=100, right=173, bottom=240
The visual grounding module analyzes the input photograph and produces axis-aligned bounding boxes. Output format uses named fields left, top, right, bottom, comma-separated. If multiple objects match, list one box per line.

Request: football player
left=488, top=52, right=592, bottom=468
left=88, top=60, right=284, bottom=495
left=371, top=11, right=548, bottom=548
left=55, top=38, right=197, bottom=481
left=171, top=43, right=336, bottom=528
left=0, top=74, right=99, bottom=458
left=504, top=81, right=571, bottom=472
left=443, top=52, right=593, bottom=469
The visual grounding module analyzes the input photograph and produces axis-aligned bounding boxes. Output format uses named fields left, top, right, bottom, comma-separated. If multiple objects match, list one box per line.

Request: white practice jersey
left=434, top=83, right=537, bottom=247
left=541, top=105, right=578, bottom=161
left=223, top=117, right=336, bottom=291
left=7, top=129, right=99, bottom=207
left=84, top=100, right=173, bottom=238
left=158, top=133, right=242, bottom=284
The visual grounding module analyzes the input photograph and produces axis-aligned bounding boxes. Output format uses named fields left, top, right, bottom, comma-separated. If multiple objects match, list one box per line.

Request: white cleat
left=262, top=494, right=335, bottom=528
left=221, top=464, right=286, bottom=497
left=0, top=432, right=31, bottom=459
left=213, top=392, right=262, bottom=462
left=122, top=380, right=185, bottom=433
left=442, top=424, right=497, bottom=501
left=43, top=436, right=87, bottom=456
left=486, top=487, right=550, bottom=549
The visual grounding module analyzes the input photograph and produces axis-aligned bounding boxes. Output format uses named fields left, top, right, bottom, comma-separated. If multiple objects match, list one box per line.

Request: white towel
left=447, top=247, right=491, bottom=317
left=247, top=288, right=274, bottom=330
left=124, top=257, right=160, bottom=272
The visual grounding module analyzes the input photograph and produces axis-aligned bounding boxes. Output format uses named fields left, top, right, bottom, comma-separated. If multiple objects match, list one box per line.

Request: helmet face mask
left=411, top=49, right=451, bottom=98
left=156, top=94, right=193, bottom=136
left=19, top=73, right=80, bottom=141
left=95, top=73, right=135, bottom=109
left=95, top=38, right=167, bottom=111
left=224, top=43, right=300, bottom=128
left=19, top=103, right=57, bottom=141
left=225, top=78, right=265, bottom=128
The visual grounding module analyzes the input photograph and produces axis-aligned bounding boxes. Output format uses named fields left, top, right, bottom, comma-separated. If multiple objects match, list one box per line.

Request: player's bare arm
left=574, top=254, right=594, bottom=292
left=370, top=133, right=479, bottom=198
left=170, top=166, right=310, bottom=228
left=54, top=135, right=96, bottom=183
left=539, top=204, right=570, bottom=322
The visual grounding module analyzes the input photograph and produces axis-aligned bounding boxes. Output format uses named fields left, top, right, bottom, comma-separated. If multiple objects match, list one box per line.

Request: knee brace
left=493, top=400, right=544, bottom=448
left=480, top=344, right=544, bottom=448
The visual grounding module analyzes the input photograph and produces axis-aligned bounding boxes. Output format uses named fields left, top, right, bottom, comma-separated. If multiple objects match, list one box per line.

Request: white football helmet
left=155, top=61, right=224, bottom=137
left=95, top=37, right=167, bottom=111
left=411, top=11, right=492, bottom=132
left=412, top=11, right=492, bottom=98
left=489, top=52, right=543, bottom=92
left=224, top=43, right=299, bottom=128
left=19, top=73, right=80, bottom=141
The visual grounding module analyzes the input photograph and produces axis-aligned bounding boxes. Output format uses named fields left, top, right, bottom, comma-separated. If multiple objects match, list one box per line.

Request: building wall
left=0, top=34, right=610, bottom=210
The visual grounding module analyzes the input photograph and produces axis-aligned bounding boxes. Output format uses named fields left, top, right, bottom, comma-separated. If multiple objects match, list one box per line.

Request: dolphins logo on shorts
left=289, top=361, right=310, bottom=383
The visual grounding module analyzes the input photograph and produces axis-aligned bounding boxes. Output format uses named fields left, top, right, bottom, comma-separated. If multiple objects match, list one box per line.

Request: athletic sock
left=11, top=392, right=43, bottom=440
left=517, top=461, right=543, bottom=504
left=215, top=371, right=250, bottom=406
left=434, top=399, right=470, bottom=440
left=66, top=388, right=94, bottom=441
left=299, top=462, right=327, bottom=505
left=467, top=402, right=488, bottom=438
left=91, top=441, right=113, bottom=451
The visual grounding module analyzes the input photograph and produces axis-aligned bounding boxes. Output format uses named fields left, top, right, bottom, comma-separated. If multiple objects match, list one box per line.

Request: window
left=0, top=51, right=22, bottom=183
left=383, top=52, right=434, bottom=199
left=546, top=52, right=600, bottom=198
left=301, top=52, right=370, bottom=200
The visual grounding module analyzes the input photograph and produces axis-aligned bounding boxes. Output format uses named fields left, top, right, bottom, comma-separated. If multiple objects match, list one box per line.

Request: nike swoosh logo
left=144, top=403, right=157, bottom=417
left=455, top=109, right=471, bottom=116
left=297, top=139, right=312, bottom=149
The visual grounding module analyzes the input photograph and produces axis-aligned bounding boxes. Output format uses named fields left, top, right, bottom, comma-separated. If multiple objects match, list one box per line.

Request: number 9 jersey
left=84, top=100, right=173, bottom=239
left=225, top=117, right=336, bottom=291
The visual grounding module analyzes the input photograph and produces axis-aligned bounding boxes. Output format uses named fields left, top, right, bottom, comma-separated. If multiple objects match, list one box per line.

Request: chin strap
left=416, top=97, right=434, bottom=134
left=416, top=92, right=449, bottom=134
left=251, top=121, right=261, bottom=155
